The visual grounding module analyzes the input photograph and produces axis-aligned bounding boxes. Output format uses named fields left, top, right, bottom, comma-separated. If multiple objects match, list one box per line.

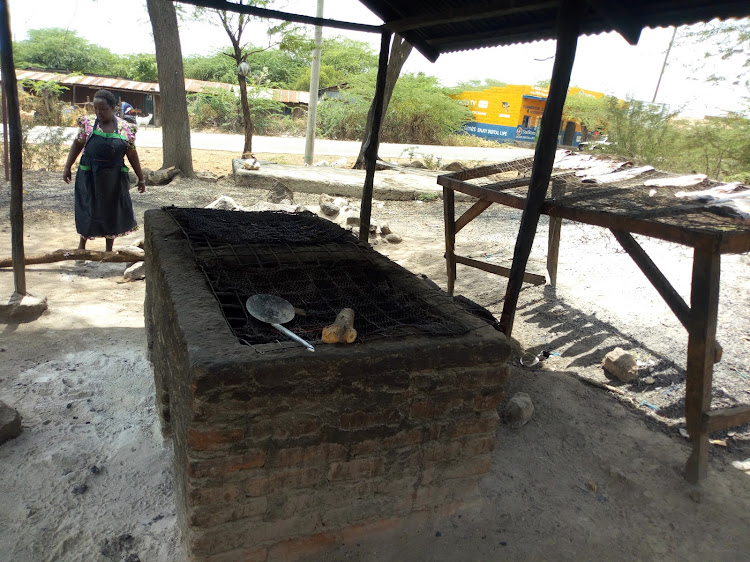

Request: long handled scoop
left=246, top=294, right=315, bottom=352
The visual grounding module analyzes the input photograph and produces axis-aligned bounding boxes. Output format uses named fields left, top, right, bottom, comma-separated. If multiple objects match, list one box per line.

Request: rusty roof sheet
left=12, top=70, right=308, bottom=102
left=357, top=0, right=750, bottom=62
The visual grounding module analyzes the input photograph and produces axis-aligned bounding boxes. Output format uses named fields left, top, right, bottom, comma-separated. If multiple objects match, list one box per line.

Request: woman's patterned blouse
left=75, top=115, right=137, bottom=152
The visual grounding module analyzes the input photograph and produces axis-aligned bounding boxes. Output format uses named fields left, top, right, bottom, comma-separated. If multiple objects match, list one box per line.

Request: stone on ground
left=504, top=392, right=534, bottom=429
left=603, top=347, right=639, bottom=382
left=266, top=180, right=294, bottom=204
left=0, top=292, right=48, bottom=323
left=205, top=195, right=240, bottom=211
left=385, top=233, right=402, bottom=244
left=0, top=400, right=22, bottom=445
left=124, top=262, right=146, bottom=281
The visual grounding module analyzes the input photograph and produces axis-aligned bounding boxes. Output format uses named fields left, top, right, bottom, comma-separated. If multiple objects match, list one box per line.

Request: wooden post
left=359, top=31, right=391, bottom=243
left=499, top=0, right=586, bottom=336
left=2, top=80, right=9, bottom=181
left=0, top=1, right=27, bottom=295
left=443, top=186, right=456, bottom=294
left=684, top=248, right=720, bottom=483
left=546, top=177, right=565, bottom=286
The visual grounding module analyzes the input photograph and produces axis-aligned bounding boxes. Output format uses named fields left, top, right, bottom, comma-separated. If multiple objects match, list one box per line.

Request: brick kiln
left=144, top=208, right=510, bottom=561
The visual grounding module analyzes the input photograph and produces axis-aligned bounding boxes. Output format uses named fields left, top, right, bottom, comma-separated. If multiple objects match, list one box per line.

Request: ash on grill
left=165, top=207, right=469, bottom=350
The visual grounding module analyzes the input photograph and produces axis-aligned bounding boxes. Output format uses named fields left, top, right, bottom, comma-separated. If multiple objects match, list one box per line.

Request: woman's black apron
left=74, top=118, right=137, bottom=238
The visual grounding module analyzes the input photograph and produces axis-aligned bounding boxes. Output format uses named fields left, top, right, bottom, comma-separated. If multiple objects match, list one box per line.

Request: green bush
left=317, top=72, right=471, bottom=145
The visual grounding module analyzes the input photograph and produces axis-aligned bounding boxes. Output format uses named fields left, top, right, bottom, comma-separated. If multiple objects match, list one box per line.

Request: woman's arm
left=62, top=139, right=85, bottom=184
left=126, top=148, right=146, bottom=193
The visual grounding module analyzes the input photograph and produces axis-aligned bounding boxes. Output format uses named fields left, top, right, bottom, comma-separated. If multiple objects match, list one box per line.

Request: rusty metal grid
left=201, top=259, right=469, bottom=349
left=165, top=207, right=355, bottom=247
left=164, top=207, right=470, bottom=352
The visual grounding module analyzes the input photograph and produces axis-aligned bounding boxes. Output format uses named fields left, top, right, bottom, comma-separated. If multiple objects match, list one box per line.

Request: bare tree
left=353, top=35, right=412, bottom=169
left=146, top=0, right=195, bottom=177
left=208, top=1, right=296, bottom=155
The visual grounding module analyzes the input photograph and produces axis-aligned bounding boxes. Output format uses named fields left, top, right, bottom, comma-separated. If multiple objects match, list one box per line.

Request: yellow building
left=453, top=84, right=605, bottom=146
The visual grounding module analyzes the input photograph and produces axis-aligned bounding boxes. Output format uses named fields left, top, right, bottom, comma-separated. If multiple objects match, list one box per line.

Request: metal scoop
left=246, top=294, right=315, bottom=352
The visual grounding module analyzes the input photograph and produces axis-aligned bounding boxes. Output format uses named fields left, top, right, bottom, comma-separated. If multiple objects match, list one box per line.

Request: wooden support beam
left=611, top=229, right=692, bottom=330
left=701, top=405, right=750, bottom=434
left=455, top=200, right=492, bottom=234
left=359, top=32, right=391, bottom=243
left=0, top=3, right=26, bottom=295
left=684, top=249, right=721, bottom=483
left=546, top=178, right=565, bottom=287
left=453, top=254, right=546, bottom=286
left=443, top=186, right=457, bottom=295
left=444, top=157, right=534, bottom=182
left=177, top=0, right=383, bottom=34
left=499, top=0, right=586, bottom=337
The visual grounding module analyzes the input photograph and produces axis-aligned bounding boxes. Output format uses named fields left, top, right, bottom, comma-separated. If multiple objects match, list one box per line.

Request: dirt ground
left=1, top=148, right=749, bottom=561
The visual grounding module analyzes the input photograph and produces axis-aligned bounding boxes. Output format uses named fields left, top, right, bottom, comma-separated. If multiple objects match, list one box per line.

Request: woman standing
left=63, top=89, right=146, bottom=251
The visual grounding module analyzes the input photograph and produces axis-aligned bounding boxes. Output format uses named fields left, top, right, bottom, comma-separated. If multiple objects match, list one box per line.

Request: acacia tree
left=203, top=1, right=302, bottom=154
left=353, top=35, right=412, bottom=169
left=146, top=0, right=195, bottom=176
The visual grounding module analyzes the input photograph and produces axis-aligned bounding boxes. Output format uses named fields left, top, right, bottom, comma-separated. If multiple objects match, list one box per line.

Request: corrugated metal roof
left=13, top=70, right=308, bottom=102
left=357, top=0, right=750, bottom=62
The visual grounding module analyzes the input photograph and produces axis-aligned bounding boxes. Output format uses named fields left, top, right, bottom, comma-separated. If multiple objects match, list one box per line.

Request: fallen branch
left=578, top=376, right=627, bottom=395
left=0, top=247, right=145, bottom=268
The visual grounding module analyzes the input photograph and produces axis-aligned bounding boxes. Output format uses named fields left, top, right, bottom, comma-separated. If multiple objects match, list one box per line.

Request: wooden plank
left=359, top=32, right=391, bottom=243
left=684, top=249, right=721, bottom=483
left=443, top=186, right=457, bottom=295
left=611, top=230, right=692, bottom=330
left=438, top=176, right=528, bottom=210
left=453, top=254, right=546, bottom=286
left=441, top=156, right=535, bottom=182
left=455, top=200, right=492, bottom=234
left=499, top=0, right=586, bottom=337
left=702, top=405, right=750, bottom=434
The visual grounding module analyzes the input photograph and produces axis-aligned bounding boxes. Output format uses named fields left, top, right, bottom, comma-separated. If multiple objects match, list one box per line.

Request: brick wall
left=144, top=210, right=511, bottom=561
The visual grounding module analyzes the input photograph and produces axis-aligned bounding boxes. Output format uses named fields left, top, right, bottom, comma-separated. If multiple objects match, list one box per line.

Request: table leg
left=443, top=187, right=456, bottom=295
left=684, top=248, right=720, bottom=483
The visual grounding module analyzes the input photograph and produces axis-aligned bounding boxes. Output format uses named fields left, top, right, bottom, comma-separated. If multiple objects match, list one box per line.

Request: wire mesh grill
left=164, top=207, right=470, bottom=351
left=165, top=207, right=356, bottom=247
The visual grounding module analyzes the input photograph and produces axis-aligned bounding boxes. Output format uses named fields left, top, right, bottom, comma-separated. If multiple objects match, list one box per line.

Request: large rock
left=266, top=180, right=294, bottom=204
left=205, top=195, right=240, bottom=211
left=0, top=292, right=48, bottom=323
left=0, top=400, right=22, bottom=445
left=124, top=262, right=146, bottom=281
left=603, top=347, right=639, bottom=382
left=504, top=392, right=534, bottom=429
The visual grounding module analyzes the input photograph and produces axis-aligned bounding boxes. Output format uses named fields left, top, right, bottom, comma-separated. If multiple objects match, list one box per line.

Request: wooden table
left=439, top=158, right=750, bottom=482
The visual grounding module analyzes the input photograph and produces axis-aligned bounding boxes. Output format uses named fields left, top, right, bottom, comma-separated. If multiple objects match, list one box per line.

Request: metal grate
left=165, top=207, right=469, bottom=352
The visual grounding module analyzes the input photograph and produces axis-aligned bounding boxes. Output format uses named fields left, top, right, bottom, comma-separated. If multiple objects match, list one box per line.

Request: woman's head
left=93, top=90, right=117, bottom=123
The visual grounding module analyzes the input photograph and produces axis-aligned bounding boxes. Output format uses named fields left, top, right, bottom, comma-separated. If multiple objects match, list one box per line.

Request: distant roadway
left=24, top=126, right=534, bottom=163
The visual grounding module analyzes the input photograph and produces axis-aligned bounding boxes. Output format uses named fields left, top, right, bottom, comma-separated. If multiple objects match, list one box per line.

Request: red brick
left=451, top=412, right=499, bottom=437
left=199, top=545, right=267, bottom=562
left=351, top=428, right=424, bottom=457
left=189, top=496, right=268, bottom=527
left=327, top=458, right=385, bottom=481
left=267, top=532, right=338, bottom=561
left=339, top=517, right=401, bottom=542
left=473, top=391, right=505, bottom=410
left=188, top=428, right=244, bottom=451
left=270, top=443, right=346, bottom=468
left=190, top=484, right=243, bottom=506
left=188, top=450, right=266, bottom=478
left=409, top=396, right=463, bottom=420
left=340, top=409, right=401, bottom=430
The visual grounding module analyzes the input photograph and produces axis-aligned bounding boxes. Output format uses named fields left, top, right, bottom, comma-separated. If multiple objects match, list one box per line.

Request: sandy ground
left=1, top=149, right=749, bottom=561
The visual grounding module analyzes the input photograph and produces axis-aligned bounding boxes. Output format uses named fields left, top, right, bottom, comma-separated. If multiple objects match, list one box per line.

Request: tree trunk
left=0, top=248, right=145, bottom=268
left=0, top=3, right=26, bottom=294
left=238, top=74, right=254, bottom=154
left=353, top=35, right=412, bottom=169
left=146, top=0, right=195, bottom=177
